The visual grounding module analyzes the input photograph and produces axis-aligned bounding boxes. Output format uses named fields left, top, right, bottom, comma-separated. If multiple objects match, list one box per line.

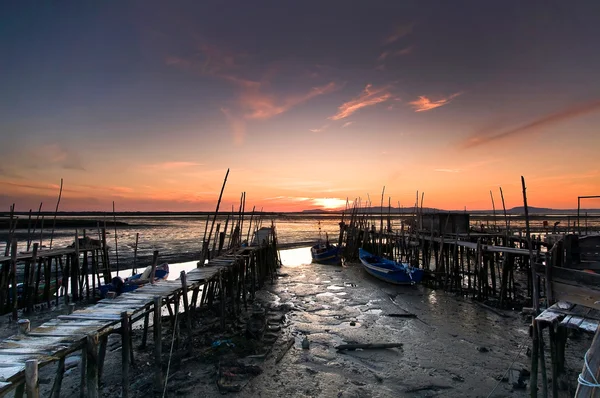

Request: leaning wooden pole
left=49, top=178, right=64, bottom=250
left=204, top=169, right=230, bottom=259
left=490, top=190, right=497, bottom=229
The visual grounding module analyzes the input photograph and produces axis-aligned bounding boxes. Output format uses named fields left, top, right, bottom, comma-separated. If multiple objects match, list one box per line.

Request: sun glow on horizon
left=312, top=197, right=347, bottom=210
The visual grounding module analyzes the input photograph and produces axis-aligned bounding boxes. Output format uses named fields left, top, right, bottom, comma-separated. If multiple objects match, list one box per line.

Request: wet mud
left=3, top=254, right=591, bottom=397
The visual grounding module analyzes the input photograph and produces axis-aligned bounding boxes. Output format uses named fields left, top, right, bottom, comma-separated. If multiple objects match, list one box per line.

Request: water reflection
left=279, top=247, right=312, bottom=267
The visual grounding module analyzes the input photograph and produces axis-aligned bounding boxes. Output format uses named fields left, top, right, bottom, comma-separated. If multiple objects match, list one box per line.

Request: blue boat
left=311, top=241, right=341, bottom=265
left=99, top=263, right=169, bottom=298
left=358, top=248, right=423, bottom=285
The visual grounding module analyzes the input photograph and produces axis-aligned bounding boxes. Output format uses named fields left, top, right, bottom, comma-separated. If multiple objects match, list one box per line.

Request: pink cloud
left=240, top=82, right=337, bottom=120
left=409, top=92, right=462, bottom=112
left=330, top=84, right=393, bottom=120
left=461, top=99, right=600, bottom=148
left=342, top=121, right=353, bottom=128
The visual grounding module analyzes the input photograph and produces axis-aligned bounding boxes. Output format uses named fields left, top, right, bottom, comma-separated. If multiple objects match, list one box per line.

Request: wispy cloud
left=330, top=84, right=393, bottom=120
left=462, top=99, right=600, bottom=148
left=167, top=43, right=338, bottom=144
left=395, top=46, right=414, bottom=56
left=239, top=82, right=337, bottom=120
left=309, top=124, right=329, bottom=133
left=145, top=161, right=203, bottom=170
left=409, top=92, right=462, bottom=112
left=435, top=168, right=461, bottom=173
left=377, top=46, right=413, bottom=62
left=10, top=144, right=87, bottom=171
left=342, top=121, right=353, bottom=128
left=383, top=23, right=415, bottom=45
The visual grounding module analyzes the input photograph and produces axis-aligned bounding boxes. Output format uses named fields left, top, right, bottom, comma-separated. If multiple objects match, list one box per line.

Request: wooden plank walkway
left=0, top=255, right=237, bottom=395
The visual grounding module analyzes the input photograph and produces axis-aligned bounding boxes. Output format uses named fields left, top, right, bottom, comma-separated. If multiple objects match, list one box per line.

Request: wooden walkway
left=0, top=252, right=246, bottom=396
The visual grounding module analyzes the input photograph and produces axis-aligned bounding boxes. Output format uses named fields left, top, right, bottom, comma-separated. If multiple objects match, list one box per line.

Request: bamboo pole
left=49, top=178, right=63, bottom=250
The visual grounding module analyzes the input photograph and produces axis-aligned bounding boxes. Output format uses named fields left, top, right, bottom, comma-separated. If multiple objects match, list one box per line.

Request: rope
left=162, top=298, right=180, bottom=398
left=486, top=340, right=527, bottom=398
left=578, top=348, right=600, bottom=388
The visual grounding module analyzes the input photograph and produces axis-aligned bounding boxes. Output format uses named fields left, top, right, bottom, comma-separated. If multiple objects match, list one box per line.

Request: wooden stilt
left=97, top=336, right=108, bottom=383
left=86, top=334, right=99, bottom=398
left=80, top=340, right=87, bottom=398
left=50, top=357, right=65, bottom=398
left=141, top=311, right=150, bottom=349
left=25, top=359, right=39, bottom=398
left=180, top=271, right=191, bottom=330
left=121, top=312, right=130, bottom=398
left=153, top=296, right=163, bottom=393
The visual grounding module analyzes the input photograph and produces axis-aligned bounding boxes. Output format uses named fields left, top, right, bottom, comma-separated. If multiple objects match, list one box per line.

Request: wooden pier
left=0, top=240, right=279, bottom=397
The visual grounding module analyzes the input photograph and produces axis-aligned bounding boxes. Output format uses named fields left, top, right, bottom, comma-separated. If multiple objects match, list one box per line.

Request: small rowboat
left=358, top=248, right=423, bottom=285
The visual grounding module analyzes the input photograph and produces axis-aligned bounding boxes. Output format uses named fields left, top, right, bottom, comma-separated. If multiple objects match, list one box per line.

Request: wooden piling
left=153, top=296, right=163, bottom=393
left=121, top=311, right=130, bottom=398
left=50, top=357, right=65, bottom=398
left=86, top=334, right=99, bottom=398
left=25, top=359, right=39, bottom=398
left=180, top=271, right=191, bottom=330
left=11, top=239, right=18, bottom=321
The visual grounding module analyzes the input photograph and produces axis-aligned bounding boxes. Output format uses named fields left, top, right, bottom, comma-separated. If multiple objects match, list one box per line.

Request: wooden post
left=180, top=271, right=191, bottom=330
left=574, top=325, right=600, bottom=397
left=26, top=243, right=39, bottom=313
left=133, top=233, right=139, bottom=274
left=521, top=176, right=539, bottom=313
left=121, top=311, right=130, bottom=398
left=219, top=270, right=225, bottom=330
left=141, top=310, right=150, bottom=349
left=50, top=357, right=65, bottom=398
left=24, top=359, right=39, bottom=398
left=11, top=239, right=18, bottom=321
left=97, top=336, right=108, bottom=383
left=86, top=334, right=99, bottom=398
left=538, top=325, right=548, bottom=398
left=530, top=320, right=540, bottom=398
left=153, top=296, right=163, bottom=393
left=72, top=230, right=80, bottom=301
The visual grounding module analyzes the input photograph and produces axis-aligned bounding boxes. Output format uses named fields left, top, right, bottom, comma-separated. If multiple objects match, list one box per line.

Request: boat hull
left=358, top=248, right=423, bottom=285
left=311, top=244, right=341, bottom=265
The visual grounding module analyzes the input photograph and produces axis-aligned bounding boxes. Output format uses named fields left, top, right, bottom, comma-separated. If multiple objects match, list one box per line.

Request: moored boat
left=311, top=241, right=341, bottom=265
left=358, top=248, right=423, bottom=285
left=99, top=263, right=169, bottom=297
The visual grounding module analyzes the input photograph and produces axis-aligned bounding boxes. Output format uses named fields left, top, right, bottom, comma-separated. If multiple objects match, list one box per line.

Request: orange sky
left=2, top=2, right=600, bottom=212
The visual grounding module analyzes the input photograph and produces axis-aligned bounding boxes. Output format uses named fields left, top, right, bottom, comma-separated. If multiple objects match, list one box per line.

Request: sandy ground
left=1, top=258, right=591, bottom=397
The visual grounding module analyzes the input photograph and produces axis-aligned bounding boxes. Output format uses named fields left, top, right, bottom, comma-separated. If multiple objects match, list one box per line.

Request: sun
left=312, top=198, right=346, bottom=210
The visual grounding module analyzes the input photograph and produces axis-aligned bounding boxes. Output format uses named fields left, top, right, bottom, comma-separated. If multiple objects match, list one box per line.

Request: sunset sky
left=2, top=1, right=600, bottom=212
